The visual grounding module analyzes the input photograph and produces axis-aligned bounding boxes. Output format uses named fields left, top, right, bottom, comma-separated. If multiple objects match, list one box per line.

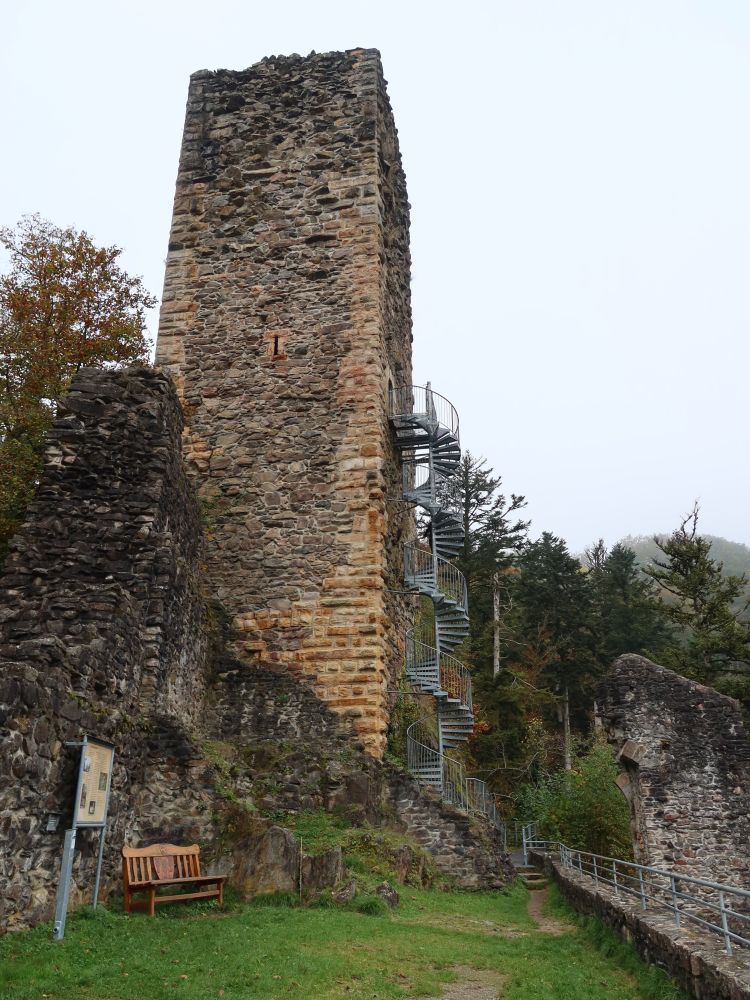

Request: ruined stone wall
left=155, top=49, right=413, bottom=755
left=597, top=654, right=750, bottom=887
left=0, top=368, right=215, bottom=931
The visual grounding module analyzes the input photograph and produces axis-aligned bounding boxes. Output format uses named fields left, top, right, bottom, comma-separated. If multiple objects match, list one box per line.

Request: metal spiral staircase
left=389, top=384, right=503, bottom=831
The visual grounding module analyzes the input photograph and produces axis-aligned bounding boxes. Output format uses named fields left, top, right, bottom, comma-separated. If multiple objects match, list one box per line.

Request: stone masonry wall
left=205, top=653, right=512, bottom=889
left=0, top=368, right=508, bottom=932
left=597, top=654, right=750, bottom=887
left=154, top=49, right=413, bottom=755
left=551, top=859, right=750, bottom=999
left=0, top=368, right=215, bottom=931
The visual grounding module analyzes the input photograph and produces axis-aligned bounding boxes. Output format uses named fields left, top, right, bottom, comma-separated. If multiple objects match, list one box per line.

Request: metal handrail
left=406, top=719, right=442, bottom=778
left=405, top=629, right=472, bottom=711
left=436, top=557, right=468, bottom=610
left=404, top=543, right=434, bottom=587
left=406, top=723, right=504, bottom=840
left=439, top=650, right=472, bottom=710
left=404, top=545, right=469, bottom=612
left=521, top=824, right=750, bottom=956
left=402, top=459, right=431, bottom=497
left=389, top=383, right=460, bottom=443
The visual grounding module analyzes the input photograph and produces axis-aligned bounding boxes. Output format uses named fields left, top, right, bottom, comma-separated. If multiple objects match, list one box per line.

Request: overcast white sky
left=2, top=1, right=748, bottom=552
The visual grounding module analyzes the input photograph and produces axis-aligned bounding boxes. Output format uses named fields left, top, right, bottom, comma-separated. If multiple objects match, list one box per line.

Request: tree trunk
left=563, top=685, right=571, bottom=772
left=493, top=572, right=500, bottom=678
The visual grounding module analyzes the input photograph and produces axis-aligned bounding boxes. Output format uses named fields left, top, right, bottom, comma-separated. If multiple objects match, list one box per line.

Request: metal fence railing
left=389, top=383, right=460, bottom=444
left=404, top=543, right=434, bottom=588
left=436, top=556, right=468, bottom=611
left=439, top=651, right=472, bottom=712
left=520, top=824, right=750, bottom=956
left=407, top=722, right=506, bottom=847
left=404, top=546, right=468, bottom=613
left=405, top=630, right=472, bottom=712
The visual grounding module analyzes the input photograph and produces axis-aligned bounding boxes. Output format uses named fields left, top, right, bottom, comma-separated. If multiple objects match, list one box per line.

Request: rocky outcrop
left=375, top=880, right=399, bottom=907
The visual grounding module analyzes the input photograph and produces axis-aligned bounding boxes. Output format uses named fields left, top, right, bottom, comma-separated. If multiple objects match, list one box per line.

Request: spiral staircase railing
left=390, top=383, right=504, bottom=836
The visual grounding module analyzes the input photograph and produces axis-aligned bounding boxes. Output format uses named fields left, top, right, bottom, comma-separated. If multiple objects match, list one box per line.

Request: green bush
left=518, top=738, right=632, bottom=858
left=355, top=895, right=388, bottom=916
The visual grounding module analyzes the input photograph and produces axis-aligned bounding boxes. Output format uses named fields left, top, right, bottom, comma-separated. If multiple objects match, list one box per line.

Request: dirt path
left=411, top=965, right=507, bottom=1000
left=410, top=888, right=569, bottom=998
left=526, top=887, right=567, bottom=935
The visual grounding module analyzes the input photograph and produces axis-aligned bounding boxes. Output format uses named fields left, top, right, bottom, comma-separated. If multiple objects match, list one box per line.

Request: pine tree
left=510, top=533, right=600, bottom=768
left=435, top=452, right=528, bottom=664
left=644, top=503, right=750, bottom=682
left=588, top=541, right=672, bottom=663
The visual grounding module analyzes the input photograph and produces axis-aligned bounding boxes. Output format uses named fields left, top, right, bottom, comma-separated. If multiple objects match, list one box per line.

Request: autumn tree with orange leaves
left=0, top=215, right=155, bottom=559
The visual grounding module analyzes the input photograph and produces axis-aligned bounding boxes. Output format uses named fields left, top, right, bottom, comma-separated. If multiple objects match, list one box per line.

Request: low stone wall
left=387, top=771, right=512, bottom=889
left=550, top=858, right=750, bottom=999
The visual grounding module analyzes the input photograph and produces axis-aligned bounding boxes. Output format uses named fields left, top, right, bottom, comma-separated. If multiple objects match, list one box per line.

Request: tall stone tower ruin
left=155, top=50, right=412, bottom=754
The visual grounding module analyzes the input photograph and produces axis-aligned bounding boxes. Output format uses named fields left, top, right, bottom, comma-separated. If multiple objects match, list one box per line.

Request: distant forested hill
left=617, top=534, right=750, bottom=617
left=620, top=534, right=750, bottom=579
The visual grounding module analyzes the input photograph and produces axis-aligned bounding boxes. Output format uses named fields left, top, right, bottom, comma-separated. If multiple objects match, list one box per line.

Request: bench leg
left=123, top=889, right=131, bottom=914
left=149, top=887, right=156, bottom=917
left=219, top=882, right=224, bottom=907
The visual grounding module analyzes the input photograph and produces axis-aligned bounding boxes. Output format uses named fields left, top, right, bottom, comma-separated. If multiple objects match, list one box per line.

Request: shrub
left=356, top=895, right=388, bottom=917
left=519, top=738, right=632, bottom=858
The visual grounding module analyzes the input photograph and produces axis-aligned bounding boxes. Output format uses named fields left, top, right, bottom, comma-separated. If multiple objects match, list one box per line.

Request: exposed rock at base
left=301, top=846, right=347, bottom=894
left=233, top=826, right=300, bottom=897
left=375, top=880, right=400, bottom=907
left=333, top=879, right=357, bottom=904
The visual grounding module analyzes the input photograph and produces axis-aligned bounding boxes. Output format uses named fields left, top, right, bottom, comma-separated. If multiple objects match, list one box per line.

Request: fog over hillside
left=620, top=534, right=750, bottom=580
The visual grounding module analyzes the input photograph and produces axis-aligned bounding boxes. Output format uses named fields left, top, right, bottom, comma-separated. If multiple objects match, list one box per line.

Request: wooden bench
left=122, top=843, right=226, bottom=916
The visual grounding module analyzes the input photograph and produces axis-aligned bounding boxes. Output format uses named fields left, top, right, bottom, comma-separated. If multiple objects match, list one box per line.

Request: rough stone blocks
left=155, top=49, right=414, bottom=755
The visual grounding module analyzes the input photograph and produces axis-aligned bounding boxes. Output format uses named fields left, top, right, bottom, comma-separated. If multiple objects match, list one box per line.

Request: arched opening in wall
left=616, top=740, right=646, bottom=863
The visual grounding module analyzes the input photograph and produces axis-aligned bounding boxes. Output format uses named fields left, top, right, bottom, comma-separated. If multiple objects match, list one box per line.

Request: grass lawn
left=0, top=883, right=686, bottom=1000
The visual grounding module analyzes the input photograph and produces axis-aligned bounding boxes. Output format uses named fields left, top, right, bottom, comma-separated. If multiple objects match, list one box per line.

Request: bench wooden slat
left=128, top=875, right=222, bottom=889
left=126, top=888, right=221, bottom=910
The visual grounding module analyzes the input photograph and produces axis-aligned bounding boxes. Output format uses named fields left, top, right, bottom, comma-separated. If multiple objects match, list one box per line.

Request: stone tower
left=155, top=50, right=413, bottom=754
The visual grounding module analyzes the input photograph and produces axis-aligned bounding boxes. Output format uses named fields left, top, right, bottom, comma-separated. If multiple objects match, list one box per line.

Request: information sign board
left=53, top=736, right=116, bottom=940
left=74, top=739, right=114, bottom=828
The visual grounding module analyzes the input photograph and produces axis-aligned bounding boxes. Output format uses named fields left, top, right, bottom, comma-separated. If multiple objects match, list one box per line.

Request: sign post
left=52, top=736, right=115, bottom=940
